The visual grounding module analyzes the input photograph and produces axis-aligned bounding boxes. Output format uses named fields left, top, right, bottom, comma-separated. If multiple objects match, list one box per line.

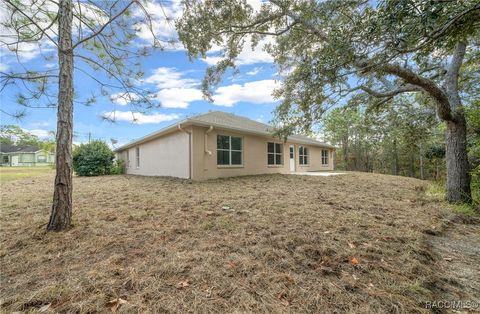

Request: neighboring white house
left=115, top=111, right=335, bottom=180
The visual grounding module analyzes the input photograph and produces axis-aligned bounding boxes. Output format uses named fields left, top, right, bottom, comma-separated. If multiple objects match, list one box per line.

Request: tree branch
left=444, top=41, right=467, bottom=112
left=72, top=0, right=135, bottom=49
left=367, top=62, right=453, bottom=121
left=268, top=0, right=329, bottom=40
left=3, top=0, right=59, bottom=48
left=359, top=84, right=422, bottom=98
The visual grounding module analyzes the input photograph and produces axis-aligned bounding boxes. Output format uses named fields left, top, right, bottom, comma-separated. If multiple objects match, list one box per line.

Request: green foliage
left=2, top=0, right=160, bottom=117
left=427, top=181, right=479, bottom=215
left=177, top=0, right=479, bottom=200
left=425, top=145, right=446, bottom=160
left=0, top=125, right=41, bottom=146
left=322, top=96, right=441, bottom=177
left=110, top=159, right=126, bottom=175
left=72, top=141, right=114, bottom=176
left=178, top=0, right=479, bottom=126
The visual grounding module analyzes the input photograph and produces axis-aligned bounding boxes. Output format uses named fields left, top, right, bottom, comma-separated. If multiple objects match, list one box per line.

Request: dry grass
left=0, top=172, right=477, bottom=313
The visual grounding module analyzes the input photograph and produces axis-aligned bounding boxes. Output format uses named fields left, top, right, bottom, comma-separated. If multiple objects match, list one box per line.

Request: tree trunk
left=47, top=0, right=74, bottom=231
left=392, top=139, right=398, bottom=175
left=342, top=135, right=349, bottom=171
left=419, top=150, right=424, bottom=180
left=445, top=114, right=471, bottom=203
left=409, top=153, right=415, bottom=177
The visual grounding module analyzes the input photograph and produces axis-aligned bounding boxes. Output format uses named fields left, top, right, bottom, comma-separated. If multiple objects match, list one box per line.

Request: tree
left=73, top=140, right=114, bottom=176
left=177, top=0, right=479, bottom=203
left=323, top=107, right=360, bottom=171
left=0, top=125, right=41, bottom=146
left=322, top=95, right=438, bottom=178
left=1, top=0, right=160, bottom=230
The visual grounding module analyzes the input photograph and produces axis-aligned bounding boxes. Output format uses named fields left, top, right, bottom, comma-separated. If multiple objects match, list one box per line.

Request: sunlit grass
left=426, top=180, right=480, bottom=216
left=0, top=167, right=54, bottom=183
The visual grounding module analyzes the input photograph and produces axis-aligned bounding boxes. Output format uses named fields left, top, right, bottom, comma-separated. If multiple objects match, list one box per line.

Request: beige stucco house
left=114, top=111, right=335, bottom=180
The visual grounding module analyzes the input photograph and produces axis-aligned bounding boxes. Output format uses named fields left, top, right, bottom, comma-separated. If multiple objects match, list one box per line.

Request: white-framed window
left=37, top=155, right=47, bottom=162
left=267, top=142, right=283, bottom=165
left=321, top=149, right=329, bottom=166
left=217, top=135, right=242, bottom=166
left=126, top=150, right=130, bottom=168
left=135, top=147, right=140, bottom=168
left=299, top=146, right=309, bottom=165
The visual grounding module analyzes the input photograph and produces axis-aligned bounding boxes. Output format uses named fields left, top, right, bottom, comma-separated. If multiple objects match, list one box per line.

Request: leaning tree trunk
left=445, top=114, right=471, bottom=203
left=47, top=0, right=74, bottom=231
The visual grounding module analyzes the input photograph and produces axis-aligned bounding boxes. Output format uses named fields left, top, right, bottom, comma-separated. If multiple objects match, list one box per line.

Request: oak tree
left=178, top=0, right=479, bottom=203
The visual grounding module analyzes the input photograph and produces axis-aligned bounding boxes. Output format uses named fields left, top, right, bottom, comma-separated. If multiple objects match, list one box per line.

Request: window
left=322, top=149, right=329, bottom=166
left=2, top=155, right=9, bottom=163
left=299, top=146, right=308, bottom=165
left=37, top=155, right=47, bottom=162
left=126, top=150, right=130, bottom=168
left=267, top=142, right=283, bottom=165
left=289, top=146, right=294, bottom=159
left=217, top=135, right=242, bottom=166
left=135, top=147, right=140, bottom=168
left=20, top=154, right=34, bottom=163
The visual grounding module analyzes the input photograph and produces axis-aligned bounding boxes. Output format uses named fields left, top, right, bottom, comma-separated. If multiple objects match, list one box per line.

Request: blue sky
left=0, top=0, right=286, bottom=147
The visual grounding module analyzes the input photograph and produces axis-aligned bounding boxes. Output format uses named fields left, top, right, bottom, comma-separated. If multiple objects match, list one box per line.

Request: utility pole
left=88, top=132, right=91, bottom=143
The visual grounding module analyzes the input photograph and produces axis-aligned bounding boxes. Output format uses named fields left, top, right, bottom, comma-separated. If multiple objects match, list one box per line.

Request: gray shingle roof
left=187, top=111, right=334, bottom=148
left=0, top=144, right=40, bottom=153
left=115, top=111, right=334, bottom=151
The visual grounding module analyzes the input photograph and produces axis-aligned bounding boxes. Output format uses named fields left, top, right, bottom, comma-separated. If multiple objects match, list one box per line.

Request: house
left=0, top=144, right=55, bottom=167
left=114, top=111, right=335, bottom=180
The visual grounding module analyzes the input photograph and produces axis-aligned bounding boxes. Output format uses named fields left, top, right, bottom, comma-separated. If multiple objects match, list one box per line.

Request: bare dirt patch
left=425, top=215, right=480, bottom=312
left=0, top=172, right=478, bottom=313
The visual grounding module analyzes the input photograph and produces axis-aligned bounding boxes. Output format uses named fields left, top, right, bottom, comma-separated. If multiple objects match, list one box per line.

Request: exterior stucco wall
left=118, top=130, right=190, bottom=179
left=190, top=126, right=334, bottom=180
left=294, top=145, right=334, bottom=172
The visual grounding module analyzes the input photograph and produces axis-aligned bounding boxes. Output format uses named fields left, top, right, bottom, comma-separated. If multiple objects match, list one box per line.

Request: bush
left=73, top=140, right=115, bottom=176
left=111, top=159, right=126, bottom=175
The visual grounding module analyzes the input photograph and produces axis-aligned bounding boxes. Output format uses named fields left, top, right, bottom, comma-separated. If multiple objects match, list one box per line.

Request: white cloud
left=144, top=67, right=198, bottom=89
left=0, top=63, right=8, bottom=72
left=212, top=79, right=278, bottom=107
left=22, top=128, right=52, bottom=138
left=30, top=121, right=51, bottom=128
left=141, top=67, right=203, bottom=109
left=246, top=67, right=261, bottom=76
left=132, top=0, right=184, bottom=49
left=204, top=37, right=274, bottom=66
left=0, top=1, right=106, bottom=65
left=110, top=92, right=141, bottom=105
left=103, top=111, right=180, bottom=124
left=154, top=88, right=203, bottom=109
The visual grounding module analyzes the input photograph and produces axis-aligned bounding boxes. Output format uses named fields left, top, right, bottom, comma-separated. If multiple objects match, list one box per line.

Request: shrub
left=111, top=159, right=126, bottom=175
left=73, top=140, right=115, bottom=176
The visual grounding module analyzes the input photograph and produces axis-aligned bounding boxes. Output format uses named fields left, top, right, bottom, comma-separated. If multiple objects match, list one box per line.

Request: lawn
left=0, top=166, right=54, bottom=183
left=1, top=171, right=478, bottom=313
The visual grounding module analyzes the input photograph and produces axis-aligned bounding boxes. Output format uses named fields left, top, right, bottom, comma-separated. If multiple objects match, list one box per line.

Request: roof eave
left=114, top=118, right=336, bottom=152
left=113, top=119, right=194, bottom=152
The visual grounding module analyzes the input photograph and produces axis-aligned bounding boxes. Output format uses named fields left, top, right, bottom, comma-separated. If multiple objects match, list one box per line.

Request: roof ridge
left=114, top=110, right=335, bottom=151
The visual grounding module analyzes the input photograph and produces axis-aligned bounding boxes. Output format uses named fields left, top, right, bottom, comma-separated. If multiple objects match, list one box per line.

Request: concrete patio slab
left=292, top=172, right=345, bottom=176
